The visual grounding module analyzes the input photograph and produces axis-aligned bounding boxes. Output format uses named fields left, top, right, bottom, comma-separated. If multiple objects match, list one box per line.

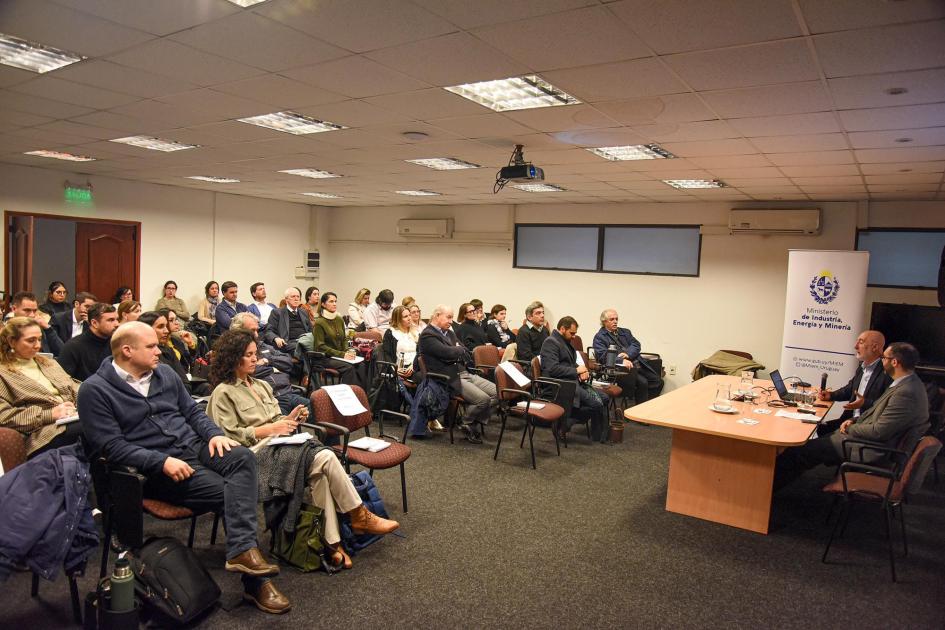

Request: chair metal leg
left=99, top=511, right=113, bottom=579
left=898, top=502, right=908, bottom=557
left=822, top=500, right=848, bottom=563
left=493, top=411, right=508, bottom=461
left=883, top=503, right=897, bottom=582
left=210, top=512, right=221, bottom=545
left=187, top=515, right=197, bottom=548
left=519, top=422, right=528, bottom=448
left=30, top=572, right=39, bottom=597
left=527, top=422, right=537, bottom=470
left=69, top=573, right=82, bottom=624
left=824, top=494, right=840, bottom=526
left=838, top=500, right=855, bottom=538
left=399, top=464, right=408, bottom=513
left=552, top=421, right=561, bottom=456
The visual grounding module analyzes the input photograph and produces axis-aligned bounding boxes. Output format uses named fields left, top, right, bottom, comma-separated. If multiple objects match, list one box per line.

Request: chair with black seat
left=530, top=356, right=591, bottom=443
left=0, top=428, right=83, bottom=624
left=821, top=435, right=942, bottom=582
left=91, top=456, right=221, bottom=579
left=417, top=355, right=467, bottom=444
left=309, top=385, right=411, bottom=511
left=472, top=344, right=501, bottom=381
left=305, top=350, right=341, bottom=394
left=492, top=363, right=566, bottom=469
left=580, top=350, right=622, bottom=422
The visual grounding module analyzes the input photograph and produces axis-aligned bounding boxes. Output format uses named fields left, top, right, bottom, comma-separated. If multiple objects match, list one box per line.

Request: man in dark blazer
left=51, top=292, right=95, bottom=343
left=774, top=342, right=930, bottom=492
left=263, top=287, right=311, bottom=355
left=817, top=329, right=892, bottom=436
left=418, top=304, right=496, bottom=444
left=540, top=316, right=608, bottom=443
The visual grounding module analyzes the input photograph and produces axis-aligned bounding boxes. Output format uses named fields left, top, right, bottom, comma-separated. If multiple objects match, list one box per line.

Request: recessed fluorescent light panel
left=110, top=136, right=198, bottom=152
left=225, top=0, right=270, bottom=6
left=663, top=179, right=727, bottom=189
left=302, top=192, right=341, bottom=199
left=512, top=183, right=567, bottom=193
left=0, top=33, right=85, bottom=73
left=187, top=176, right=240, bottom=183
left=395, top=190, right=441, bottom=196
left=444, top=75, right=580, bottom=112
left=279, top=168, right=341, bottom=179
left=588, top=144, right=676, bottom=161
left=24, top=150, right=95, bottom=162
left=406, top=158, right=481, bottom=170
left=238, top=111, right=347, bottom=135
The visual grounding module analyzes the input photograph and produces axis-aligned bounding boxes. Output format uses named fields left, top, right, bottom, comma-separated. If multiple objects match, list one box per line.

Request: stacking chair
left=821, top=436, right=943, bottom=582
left=0, top=428, right=83, bottom=624
left=579, top=350, right=622, bottom=422
left=305, top=350, right=341, bottom=394
left=417, top=355, right=467, bottom=444
left=492, top=363, right=566, bottom=469
left=310, top=385, right=411, bottom=511
left=530, top=357, right=590, bottom=443
left=355, top=329, right=383, bottom=343
left=473, top=344, right=501, bottom=381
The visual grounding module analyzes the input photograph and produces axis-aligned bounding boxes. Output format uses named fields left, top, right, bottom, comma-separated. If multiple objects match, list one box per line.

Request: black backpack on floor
left=130, top=537, right=221, bottom=625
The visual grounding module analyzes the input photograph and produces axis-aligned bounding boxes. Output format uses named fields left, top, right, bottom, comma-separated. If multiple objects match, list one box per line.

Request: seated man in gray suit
left=774, top=342, right=929, bottom=492
left=816, top=329, right=892, bottom=436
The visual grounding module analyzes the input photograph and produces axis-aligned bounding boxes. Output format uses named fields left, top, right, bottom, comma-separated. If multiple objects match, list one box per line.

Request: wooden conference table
left=625, top=374, right=830, bottom=534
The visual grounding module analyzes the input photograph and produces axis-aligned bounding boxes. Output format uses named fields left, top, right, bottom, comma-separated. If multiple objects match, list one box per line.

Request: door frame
left=4, top=210, right=142, bottom=300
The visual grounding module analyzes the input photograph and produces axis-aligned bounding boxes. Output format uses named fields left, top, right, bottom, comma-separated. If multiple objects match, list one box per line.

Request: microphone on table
left=820, top=372, right=828, bottom=391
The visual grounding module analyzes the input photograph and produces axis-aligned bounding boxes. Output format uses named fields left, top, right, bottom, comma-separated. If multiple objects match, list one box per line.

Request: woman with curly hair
left=207, top=329, right=399, bottom=569
left=0, top=317, right=81, bottom=457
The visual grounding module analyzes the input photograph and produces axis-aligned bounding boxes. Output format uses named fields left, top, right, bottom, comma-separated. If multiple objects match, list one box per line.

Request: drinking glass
left=714, top=384, right=731, bottom=411
left=739, top=371, right=753, bottom=395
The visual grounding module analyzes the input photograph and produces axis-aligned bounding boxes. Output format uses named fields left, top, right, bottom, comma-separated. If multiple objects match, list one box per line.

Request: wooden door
left=9, top=214, right=34, bottom=296
left=75, top=222, right=138, bottom=303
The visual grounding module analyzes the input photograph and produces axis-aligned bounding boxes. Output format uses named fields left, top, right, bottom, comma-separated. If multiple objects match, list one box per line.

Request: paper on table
left=56, top=414, right=80, bottom=426
left=498, top=361, right=531, bottom=387
left=516, top=401, right=545, bottom=410
left=322, top=384, right=368, bottom=416
left=268, top=433, right=312, bottom=446
left=776, top=410, right=818, bottom=422
left=336, top=355, right=364, bottom=364
left=349, top=436, right=391, bottom=452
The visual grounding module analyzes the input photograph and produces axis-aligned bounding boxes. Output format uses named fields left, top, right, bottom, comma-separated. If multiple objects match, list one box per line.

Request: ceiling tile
left=848, top=127, right=945, bottom=150
left=792, top=175, right=864, bottom=186
left=728, top=112, right=841, bottom=136
left=0, top=65, right=35, bottom=89
left=169, top=12, right=347, bottom=72
left=543, top=58, right=688, bottom=102
left=660, top=138, right=758, bottom=157
left=0, top=90, right=94, bottom=119
left=799, top=0, right=945, bottom=34
left=750, top=133, right=849, bottom=153
left=366, top=32, right=527, bottom=87
left=666, top=40, right=819, bottom=91
left=865, top=173, right=942, bottom=185
left=593, top=94, right=717, bottom=125
left=0, top=107, right=54, bottom=128
left=766, top=150, right=855, bottom=166
left=296, top=100, right=412, bottom=128
left=11, top=76, right=139, bottom=110
left=283, top=56, right=429, bottom=99
left=838, top=103, right=945, bottom=132
left=608, top=0, right=802, bottom=54
left=702, top=82, right=832, bottom=117
left=213, top=75, right=347, bottom=110
left=473, top=6, right=650, bottom=71
left=51, top=0, right=240, bottom=35
left=51, top=60, right=199, bottom=99
left=814, top=21, right=945, bottom=78
left=630, top=121, right=740, bottom=142
left=854, top=146, right=945, bottom=163
left=828, top=69, right=945, bottom=109
left=155, top=89, right=269, bottom=120
left=107, top=40, right=264, bottom=87
left=688, top=154, right=774, bottom=168
left=255, top=0, right=456, bottom=53
left=859, top=161, right=944, bottom=175
left=0, top=0, right=154, bottom=57
left=426, top=114, right=536, bottom=139
left=109, top=99, right=222, bottom=128
left=779, top=164, right=861, bottom=177
left=31, top=120, right=126, bottom=141
left=503, top=105, right=619, bottom=133
left=365, top=89, right=504, bottom=120
left=707, top=167, right=784, bottom=179
left=412, top=0, right=596, bottom=29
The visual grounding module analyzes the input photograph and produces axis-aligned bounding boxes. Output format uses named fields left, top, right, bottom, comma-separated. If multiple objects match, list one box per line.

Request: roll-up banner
left=780, top=250, right=870, bottom=387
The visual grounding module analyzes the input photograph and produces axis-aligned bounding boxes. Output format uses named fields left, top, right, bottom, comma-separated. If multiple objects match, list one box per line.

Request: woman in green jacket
left=312, top=292, right=365, bottom=387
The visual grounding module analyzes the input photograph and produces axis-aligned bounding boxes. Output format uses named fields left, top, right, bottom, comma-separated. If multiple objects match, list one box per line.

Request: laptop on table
left=768, top=369, right=806, bottom=403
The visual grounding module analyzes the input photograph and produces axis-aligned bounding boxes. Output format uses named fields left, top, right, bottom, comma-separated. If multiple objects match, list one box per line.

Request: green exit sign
left=64, top=185, right=93, bottom=204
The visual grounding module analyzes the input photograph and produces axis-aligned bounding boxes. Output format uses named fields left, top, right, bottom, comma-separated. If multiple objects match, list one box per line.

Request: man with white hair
left=264, top=287, right=311, bottom=356
left=418, top=304, right=498, bottom=444
left=79, top=321, right=291, bottom=614
left=816, top=329, right=892, bottom=436
left=592, top=308, right=655, bottom=405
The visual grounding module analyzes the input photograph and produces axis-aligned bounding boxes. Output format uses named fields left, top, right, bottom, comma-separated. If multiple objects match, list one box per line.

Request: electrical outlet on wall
left=667, top=365, right=677, bottom=376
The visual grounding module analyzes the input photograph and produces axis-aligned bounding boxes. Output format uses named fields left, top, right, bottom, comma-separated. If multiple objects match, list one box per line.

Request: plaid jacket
left=0, top=358, right=80, bottom=454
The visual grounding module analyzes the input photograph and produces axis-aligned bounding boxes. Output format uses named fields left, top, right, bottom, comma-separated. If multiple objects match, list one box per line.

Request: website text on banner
left=779, top=250, right=869, bottom=388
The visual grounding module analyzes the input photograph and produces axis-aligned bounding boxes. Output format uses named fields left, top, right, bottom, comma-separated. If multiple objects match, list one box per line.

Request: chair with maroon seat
left=821, top=435, right=942, bottom=582
left=473, top=344, right=501, bottom=381
left=355, top=329, right=383, bottom=343
left=310, top=385, right=411, bottom=512
left=492, top=363, right=567, bottom=469
left=579, top=350, right=623, bottom=422
left=0, top=428, right=82, bottom=624
left=304, top=350, right=341, bottom=394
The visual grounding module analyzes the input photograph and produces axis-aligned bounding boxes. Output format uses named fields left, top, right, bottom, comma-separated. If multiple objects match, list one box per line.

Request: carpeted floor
left=4, top=418, right=944, bottom=629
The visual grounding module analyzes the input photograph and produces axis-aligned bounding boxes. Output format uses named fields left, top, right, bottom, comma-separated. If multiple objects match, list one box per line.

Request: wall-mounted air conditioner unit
left=396, top=218, right=454, bottom=238
left=728, top=209, right=821, bottom=235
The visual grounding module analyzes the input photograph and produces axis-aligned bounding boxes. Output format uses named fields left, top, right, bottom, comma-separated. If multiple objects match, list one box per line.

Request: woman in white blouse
left=347, top=288, right=371, bottom=331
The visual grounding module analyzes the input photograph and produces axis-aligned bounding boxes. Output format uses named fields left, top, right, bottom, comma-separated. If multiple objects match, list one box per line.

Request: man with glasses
left=592, top=309, right=655, bottom=405
left=816, top=330, right=892, bottom=436
left=774, top=342, right=930, bottom=492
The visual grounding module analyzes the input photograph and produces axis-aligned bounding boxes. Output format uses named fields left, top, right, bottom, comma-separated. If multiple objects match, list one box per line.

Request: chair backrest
left=721, top=349, right=754, bottom=360
left=900, top=436, right=943, bottom=499
left=570, top=335, right=583, bottom=353
left=530, top=356, right=542, bottom=379
left=311, top=385, right=373, bottom=433
left=356, top=330, right=382, bottom=343
left=0, top=427, right=27, bottom=472
left=473, top=344, right=500, bottom=368
left=495, top=363, right=530, bottom=402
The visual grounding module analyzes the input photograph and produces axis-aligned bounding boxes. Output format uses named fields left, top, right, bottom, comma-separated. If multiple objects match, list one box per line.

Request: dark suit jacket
left=51, top=309, right=87, bottom=343
left=540, top=331, right=579, bottom=381
left=592, top=326, right=641, bottom=362
left=418, top=325, right=468, bottom=396
left=42, top=326, right=64, bottom=356
left=830, top=372, right=930, bottom=460
left=264, top=306, right=312, bottom=347
left=830, top=361, right=892, bottom=421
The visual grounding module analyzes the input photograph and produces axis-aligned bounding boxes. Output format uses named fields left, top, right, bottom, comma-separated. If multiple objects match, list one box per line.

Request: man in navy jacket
left=78, top=321, right=290, bottom=615
left=592, top=308, right=655, bottom=405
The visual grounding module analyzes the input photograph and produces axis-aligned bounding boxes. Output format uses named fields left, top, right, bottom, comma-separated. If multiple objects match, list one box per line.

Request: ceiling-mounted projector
left=494, top=144, right=544, bottom=192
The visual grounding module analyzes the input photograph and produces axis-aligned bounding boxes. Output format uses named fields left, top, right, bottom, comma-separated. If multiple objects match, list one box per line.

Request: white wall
left=0, top=163, right=313, bottom=311
left=323, top=200, right=945, bottom=391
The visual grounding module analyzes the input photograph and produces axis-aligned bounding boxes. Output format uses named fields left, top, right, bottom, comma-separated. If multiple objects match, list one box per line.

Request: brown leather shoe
left=243, top=580, right=291, bottom=614
left=348, top=504, right=400, bottom=535
left=225, top=548, right=280, bottom=576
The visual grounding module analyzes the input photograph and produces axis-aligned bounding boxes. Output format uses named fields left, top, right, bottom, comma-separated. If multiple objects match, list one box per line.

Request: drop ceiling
left=0, top=0, right=943, bottom=206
